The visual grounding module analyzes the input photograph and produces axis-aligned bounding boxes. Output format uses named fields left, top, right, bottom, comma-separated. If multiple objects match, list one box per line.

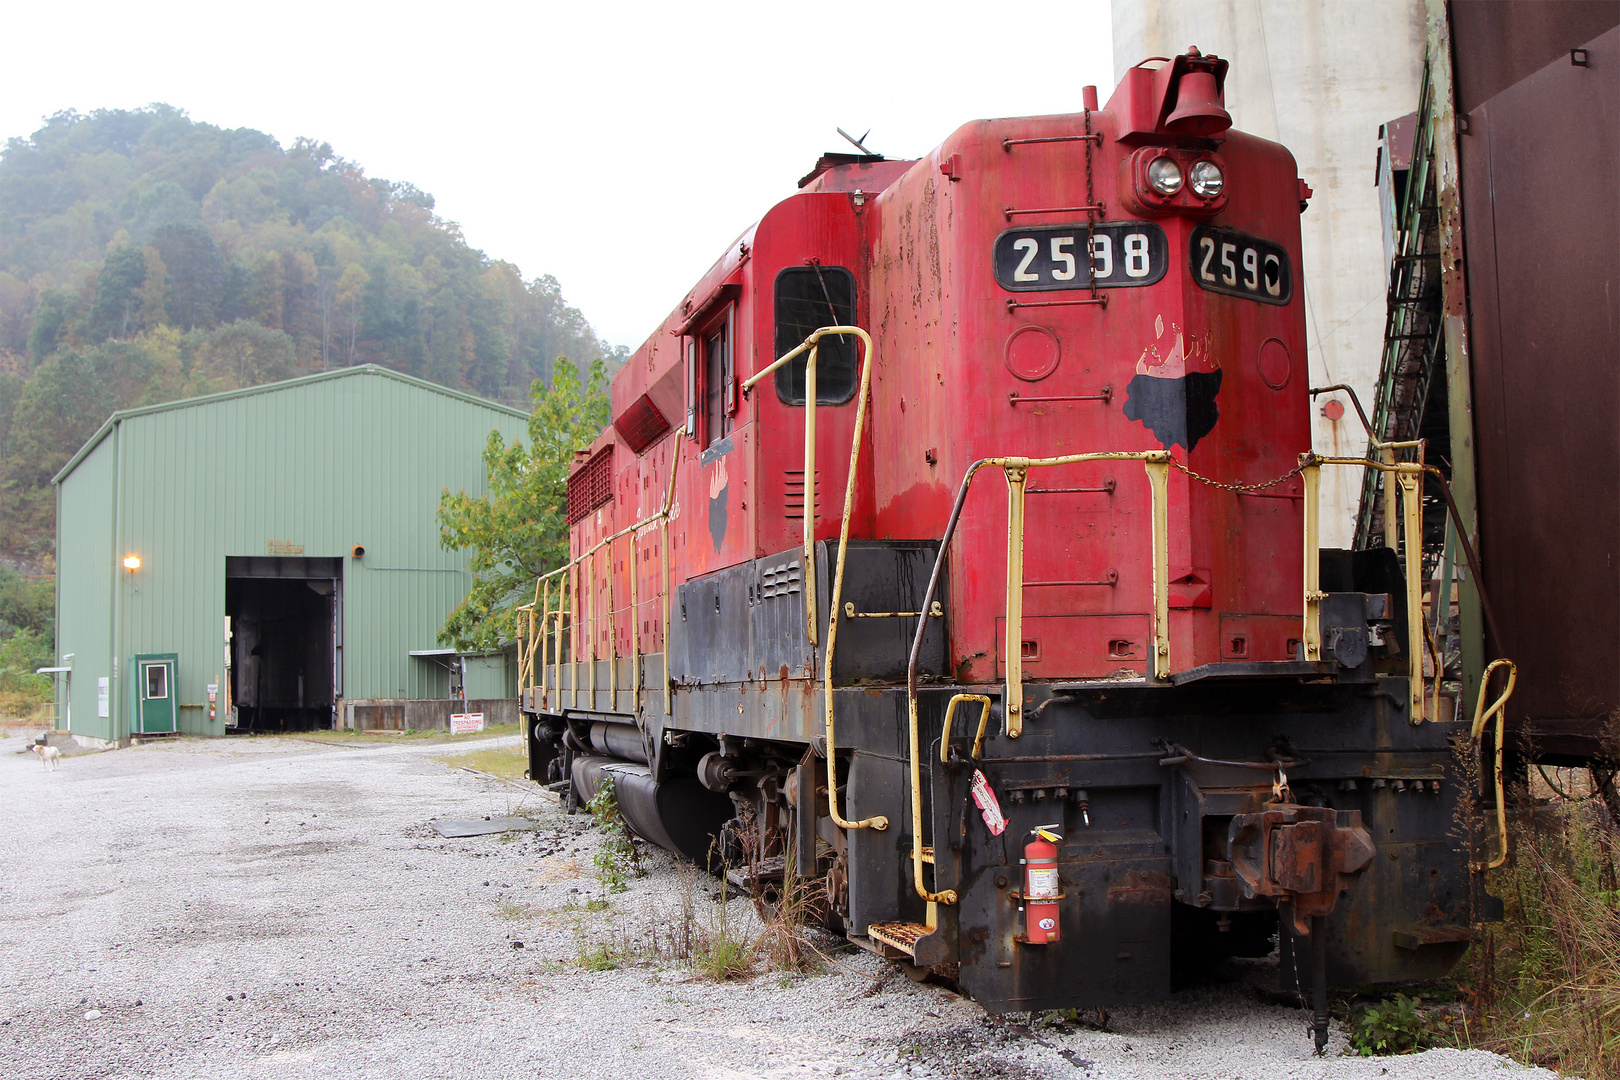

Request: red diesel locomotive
left=519, top=49, right=1488, bottom=1043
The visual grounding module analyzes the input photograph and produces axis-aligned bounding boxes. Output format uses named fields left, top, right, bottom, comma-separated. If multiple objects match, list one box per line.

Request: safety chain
left=1285, top=903, right=1310, bottom=1014
left=1169, top=456, right=1308, bottom=493
left=1083, top=107, right=1098, bottom=302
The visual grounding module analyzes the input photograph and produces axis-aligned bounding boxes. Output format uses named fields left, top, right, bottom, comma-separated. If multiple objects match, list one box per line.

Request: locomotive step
left=862, top=921, right=932, bottom=959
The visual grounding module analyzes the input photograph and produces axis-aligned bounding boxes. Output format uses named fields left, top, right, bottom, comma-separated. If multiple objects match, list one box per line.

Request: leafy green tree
left=87, top=245, right=147, bottom=340
left=190, top=320, right=296, bottom=391
left=436, top=358, right=610, bottom=652
left=0, top=350, right=26, bottom=458
left=0, top=626, right=51, bottom=703
left=0, top=565, right=54, bottom=707
left=0, top=564, right=53, bottom=638
left=0, top=341, right=154, bottom=552
left=149, top=222, right=223, bottom=328
left=0, top=273, right=34, bottom=354
left=26, top=290, right=77, bottom=362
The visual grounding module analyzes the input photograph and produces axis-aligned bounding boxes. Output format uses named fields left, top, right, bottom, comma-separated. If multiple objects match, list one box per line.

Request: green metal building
left=51, top=365, right=528, bottom=743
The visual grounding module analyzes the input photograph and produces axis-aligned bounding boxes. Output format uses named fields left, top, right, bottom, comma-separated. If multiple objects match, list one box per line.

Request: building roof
left=53, top=365, right=529, bottom=486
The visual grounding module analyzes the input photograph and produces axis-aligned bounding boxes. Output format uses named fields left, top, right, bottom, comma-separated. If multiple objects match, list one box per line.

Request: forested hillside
left=0, top=104, right=621, bottom=561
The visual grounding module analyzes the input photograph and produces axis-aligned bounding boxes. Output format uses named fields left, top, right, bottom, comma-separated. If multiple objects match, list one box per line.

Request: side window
left=774, top=266, right=857, bottom=405
left=701, top=308, right=734, bottom=448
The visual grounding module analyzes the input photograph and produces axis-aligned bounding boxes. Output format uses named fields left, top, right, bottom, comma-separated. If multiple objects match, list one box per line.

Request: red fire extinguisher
left=1022, top=825, right=1063, bottom=944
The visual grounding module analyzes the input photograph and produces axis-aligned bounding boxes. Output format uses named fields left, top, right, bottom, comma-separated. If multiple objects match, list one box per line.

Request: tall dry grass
left=1459, top=765, right=1620, bottom=1077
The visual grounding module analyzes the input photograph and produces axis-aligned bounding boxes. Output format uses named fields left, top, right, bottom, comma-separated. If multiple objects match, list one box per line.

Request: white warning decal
left=969, top=769, right=1008, bottom=836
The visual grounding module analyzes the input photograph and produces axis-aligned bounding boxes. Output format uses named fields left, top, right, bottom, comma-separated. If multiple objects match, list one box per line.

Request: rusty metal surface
left=1450, top=0, right=1620, bottom=114
left=867, top=921, right=929, bottom=955
left=1228, top=805, right=1376, bottom=933
left=1459, top=23, right=1620, bottom=761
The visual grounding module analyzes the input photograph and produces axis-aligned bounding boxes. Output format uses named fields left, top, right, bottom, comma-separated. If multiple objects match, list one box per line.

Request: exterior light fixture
left=123, top=555, right=142, bottom=571
left=1189, top=160, right=1225, bottom=198
left=1146, top=156, right=1183, bottom=195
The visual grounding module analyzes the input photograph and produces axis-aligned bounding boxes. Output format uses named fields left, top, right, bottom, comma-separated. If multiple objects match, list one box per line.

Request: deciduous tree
left=436, top=359, right=610, bottom=652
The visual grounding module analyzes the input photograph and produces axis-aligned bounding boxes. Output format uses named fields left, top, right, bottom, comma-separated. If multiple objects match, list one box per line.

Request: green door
left=134, top=653, right=177, bottom=734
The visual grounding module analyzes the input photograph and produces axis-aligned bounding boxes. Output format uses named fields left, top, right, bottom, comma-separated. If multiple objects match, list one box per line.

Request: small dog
left=33, top=743, right=61, bottom=771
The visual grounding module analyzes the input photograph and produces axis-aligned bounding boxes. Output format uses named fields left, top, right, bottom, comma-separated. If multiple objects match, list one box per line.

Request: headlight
left=1146, top=156, right=1183, bottom=196
left=1189, top=160, right=1225, bottom=198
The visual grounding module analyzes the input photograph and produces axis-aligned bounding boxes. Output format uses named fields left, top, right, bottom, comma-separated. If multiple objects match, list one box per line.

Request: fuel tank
left=570, top=753, right=734, bottom=866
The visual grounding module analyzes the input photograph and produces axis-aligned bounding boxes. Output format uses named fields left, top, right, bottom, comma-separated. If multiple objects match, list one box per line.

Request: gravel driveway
left=0, top=733, right=1554, bottom=1080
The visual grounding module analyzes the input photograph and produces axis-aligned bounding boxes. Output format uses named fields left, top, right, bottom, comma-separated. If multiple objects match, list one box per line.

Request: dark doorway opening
left=226, top=556, right=341, bottom=731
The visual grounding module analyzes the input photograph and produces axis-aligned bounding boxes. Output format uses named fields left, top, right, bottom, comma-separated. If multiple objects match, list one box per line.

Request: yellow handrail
left=1470, top=658, right=1517, bottom=870
left=938, top=694, right=995, bottom=764
left=903, top=451, right=1170, bottom=905
left=742, top=327, right=850, bottom=647
left=1311, top=455, right=1442, bottom=727
left=911, top=690, right=992, bottom=905
left=980, top=452, right=1172, bottom=737
left=742, top=325, right=887, bottom=833
left=523, top=431, right=684, bottom=714
left=902, top=450, right=1483, bottom=905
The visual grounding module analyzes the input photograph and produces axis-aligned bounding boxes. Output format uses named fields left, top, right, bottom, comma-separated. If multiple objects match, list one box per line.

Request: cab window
left=774, top=266, right=856, bottom=405
left=703, top=316, right=732, bottom=447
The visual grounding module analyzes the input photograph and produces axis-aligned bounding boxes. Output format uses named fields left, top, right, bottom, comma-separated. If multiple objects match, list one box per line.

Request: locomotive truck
left=515, top=48, right=1505, bottom=1049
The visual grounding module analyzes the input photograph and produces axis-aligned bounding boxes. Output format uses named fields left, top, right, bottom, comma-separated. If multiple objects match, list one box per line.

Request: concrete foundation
left=345, top=698, right=518, bottom=732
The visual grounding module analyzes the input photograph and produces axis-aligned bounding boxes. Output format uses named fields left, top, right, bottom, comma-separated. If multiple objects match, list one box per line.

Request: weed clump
left=576, top=939, right=619, bottom=972
left=586, top=778, right=641, bottom=896
left=691, top=875, right=755, bottom=981
left=753, top=868, right=826, bottom=976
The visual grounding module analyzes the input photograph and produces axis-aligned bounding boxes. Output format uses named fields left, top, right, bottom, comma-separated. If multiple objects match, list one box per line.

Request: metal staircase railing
left=1357, top=60, right=1446, bottom=551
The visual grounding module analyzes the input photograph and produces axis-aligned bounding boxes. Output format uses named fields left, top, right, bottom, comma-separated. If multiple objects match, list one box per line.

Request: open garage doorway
left=226, top=556, right=341, bottom=731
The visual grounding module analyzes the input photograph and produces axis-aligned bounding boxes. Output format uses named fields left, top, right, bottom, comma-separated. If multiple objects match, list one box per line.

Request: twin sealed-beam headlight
left=1132, top=148, right=1229, bottom=210
left=1147, top=156, right=1183, bottom=195
left=1189, top=160, right=1225, bottom=198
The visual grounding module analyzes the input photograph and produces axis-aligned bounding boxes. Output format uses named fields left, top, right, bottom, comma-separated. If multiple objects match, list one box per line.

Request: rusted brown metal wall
left=1452, top=1, right=1620, bottom=762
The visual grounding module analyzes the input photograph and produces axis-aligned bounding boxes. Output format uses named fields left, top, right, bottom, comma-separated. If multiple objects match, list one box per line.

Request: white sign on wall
left=97, top=677, right=110, bottom=718
left=449, top=713, right=485, bottom=735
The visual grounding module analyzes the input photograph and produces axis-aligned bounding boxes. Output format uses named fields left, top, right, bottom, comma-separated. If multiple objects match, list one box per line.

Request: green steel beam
left=1427, top=0, right=1486, bottom=710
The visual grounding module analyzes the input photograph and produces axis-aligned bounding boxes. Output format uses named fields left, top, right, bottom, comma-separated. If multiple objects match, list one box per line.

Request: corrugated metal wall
left=54, top=366, right=528, bottom=741
left=56, top=435, right=117, bottom=737
left=463, top=654, right=517, bottom=700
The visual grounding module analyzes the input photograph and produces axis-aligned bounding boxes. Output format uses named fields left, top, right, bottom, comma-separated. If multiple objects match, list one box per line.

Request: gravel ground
left=0, top=732, right=1557, bottom=1080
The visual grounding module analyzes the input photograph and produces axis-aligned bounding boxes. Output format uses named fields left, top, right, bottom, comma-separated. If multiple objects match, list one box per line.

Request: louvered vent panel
left=783, top=470, right=822, bottom=521
left=566, top=446, right=614, bottom=524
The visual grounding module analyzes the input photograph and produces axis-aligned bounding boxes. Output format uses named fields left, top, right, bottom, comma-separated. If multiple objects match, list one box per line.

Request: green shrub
left=1347, top=994, right=1440, bottom=1056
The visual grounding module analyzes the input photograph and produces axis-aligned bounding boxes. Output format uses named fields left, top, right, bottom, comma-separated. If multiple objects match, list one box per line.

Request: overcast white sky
left=2, top=1, right=1114, bottom=351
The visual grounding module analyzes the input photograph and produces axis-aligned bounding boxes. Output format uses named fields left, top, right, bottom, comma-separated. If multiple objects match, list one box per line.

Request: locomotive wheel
left=900, top=961, right=961, bottom=990
left=751, top=873, right=839, bottom=931
left=825, top=850, right=850, bottom=928
left=751, top=880, right=783, bottom=922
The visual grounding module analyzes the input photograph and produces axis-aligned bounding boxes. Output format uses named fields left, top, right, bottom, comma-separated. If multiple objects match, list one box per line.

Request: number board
left=993, top=221, right=1168, bottom=292
left=1189, top=227, right=1293, bottom=305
